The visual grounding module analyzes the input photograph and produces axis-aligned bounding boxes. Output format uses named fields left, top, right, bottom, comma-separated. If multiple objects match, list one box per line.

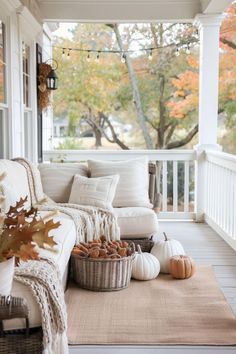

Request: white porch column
left=195, top=14, right=224, bottom=149
left=194, top=14, right=224, bottom=221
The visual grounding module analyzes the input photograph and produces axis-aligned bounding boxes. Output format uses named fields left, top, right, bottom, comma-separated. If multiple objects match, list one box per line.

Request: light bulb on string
left=62, top=48, right=66, bottom=59
left=95, top=52, right=100, bottom=63
left=86, top=51, right=91, bottom=62
left=186, top=43, right=190, bottom=55
left=66, top=49, right=71, bottom=60
left=148, top=49, right=153, bottom=61
left=176, top=48, right=180, bottom=57
left=121, top=53, right=126, bottom=63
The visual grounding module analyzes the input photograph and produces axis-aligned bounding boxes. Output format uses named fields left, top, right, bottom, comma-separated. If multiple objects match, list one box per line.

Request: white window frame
left=0, top=16, right=9, bottom=159
left=19, top=6, right=41, bottom=163
left=20, top=36, right=37, bottom=161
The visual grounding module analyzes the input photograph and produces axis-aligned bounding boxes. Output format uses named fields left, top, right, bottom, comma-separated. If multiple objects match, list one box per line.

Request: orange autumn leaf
left=15, top=244, right=39, bottom=261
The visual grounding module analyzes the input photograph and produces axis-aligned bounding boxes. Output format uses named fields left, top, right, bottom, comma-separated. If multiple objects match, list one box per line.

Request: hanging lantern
left=45, top=59, right=58, bottom=90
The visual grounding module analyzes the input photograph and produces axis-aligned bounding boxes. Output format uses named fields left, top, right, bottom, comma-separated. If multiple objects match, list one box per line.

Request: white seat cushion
left=115, top=207, right=159, bottom=239
left=6, top=212, right=76, bottom=330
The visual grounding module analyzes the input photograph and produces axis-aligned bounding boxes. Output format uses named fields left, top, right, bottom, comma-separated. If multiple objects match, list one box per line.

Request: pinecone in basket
left=72, top=236, right=133, bottom=259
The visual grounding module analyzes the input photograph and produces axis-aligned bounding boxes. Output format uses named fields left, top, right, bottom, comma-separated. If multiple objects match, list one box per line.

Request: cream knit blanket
left=14, top=259, right=68, bottom=354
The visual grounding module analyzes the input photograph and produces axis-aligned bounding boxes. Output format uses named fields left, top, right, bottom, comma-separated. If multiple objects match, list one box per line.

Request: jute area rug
left=66, top=266, right=236, bottom=345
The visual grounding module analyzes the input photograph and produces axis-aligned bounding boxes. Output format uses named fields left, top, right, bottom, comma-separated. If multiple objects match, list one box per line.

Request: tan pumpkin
left=169, top=255, right=196, bottom=279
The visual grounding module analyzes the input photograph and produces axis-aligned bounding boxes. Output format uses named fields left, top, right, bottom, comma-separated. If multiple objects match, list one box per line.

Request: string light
left=121, top=53, right=126, bottom=63
left=66, top=49, right=71, bottom=60
left=186, top=43, right=190, bottom=55
left=148, top=49, right=153, bottom=61
left=86, top=52, right=91, bottom=62
left=59, top=40, right=196, bottom=61
left=95, top=52, right=100, bottom=63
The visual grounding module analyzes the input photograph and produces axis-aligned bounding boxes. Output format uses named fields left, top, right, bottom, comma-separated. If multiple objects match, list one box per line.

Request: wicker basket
left=0, top=296, right=43, bottom=354
left=71, top=244, right=135, bottom=292
left=123, top=236, right=154, bottom=253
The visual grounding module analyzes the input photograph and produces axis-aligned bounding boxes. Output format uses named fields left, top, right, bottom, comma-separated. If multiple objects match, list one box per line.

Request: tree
left=108, top=23, right=199, bottom=149
left=53, top=4, right=236, bottom=153
left=53, top=24, right=125, bottom=148
left=167, top=2, right=236, bottom=153
left=108, top=23, right=153, bottom=149
left=53, top=22, right=201, bottom=150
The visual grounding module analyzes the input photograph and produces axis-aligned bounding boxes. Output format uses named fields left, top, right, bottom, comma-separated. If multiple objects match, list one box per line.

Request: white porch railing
left=43, top=149, right=236, bottom=249
left=43, top=149, right=196, bottom=220
left=205, top=151, right=236, bottom=251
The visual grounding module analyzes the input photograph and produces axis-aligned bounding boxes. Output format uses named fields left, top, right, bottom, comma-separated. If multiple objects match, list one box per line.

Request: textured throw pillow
left=39, top=163, right=89, bottom=203
left=69, top=174, right=119, bottom=210
left=88, top=157, right=152, bottom=208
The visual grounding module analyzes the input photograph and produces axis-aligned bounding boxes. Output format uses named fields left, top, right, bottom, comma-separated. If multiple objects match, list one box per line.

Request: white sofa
left=0, top=159, right=159, bottom=330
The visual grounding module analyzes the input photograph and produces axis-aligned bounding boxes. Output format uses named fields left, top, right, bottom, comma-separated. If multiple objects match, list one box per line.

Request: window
left=22, top=42, right=30, bottom=108
left=0, top=21, right=6, bottom=104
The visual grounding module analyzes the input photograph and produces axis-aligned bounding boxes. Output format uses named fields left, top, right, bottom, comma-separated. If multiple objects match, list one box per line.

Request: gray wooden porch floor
left=69, top=221, right=236, bottom=354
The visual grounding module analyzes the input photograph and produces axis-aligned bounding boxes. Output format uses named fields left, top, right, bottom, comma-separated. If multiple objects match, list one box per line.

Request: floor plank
left=69, top=221, right=236, bottom=354
left=158, top=221, right=236, bottom=315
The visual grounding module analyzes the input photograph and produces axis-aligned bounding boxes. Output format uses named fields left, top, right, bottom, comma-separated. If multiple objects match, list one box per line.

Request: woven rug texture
left=66, top=266, right=236, bottom=345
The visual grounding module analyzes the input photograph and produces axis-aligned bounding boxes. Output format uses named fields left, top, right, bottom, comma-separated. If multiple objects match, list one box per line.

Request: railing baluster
left=205, top=151, right=236, bottom=247
left=229, top=170, right=233, bottom=238
left=184, top=161, right=189, bottom=212
left=162, top=161, right=167, bottom=212
left=233, top=172, right=236, bottom=240
left=173, top=161, right=178, bottom=212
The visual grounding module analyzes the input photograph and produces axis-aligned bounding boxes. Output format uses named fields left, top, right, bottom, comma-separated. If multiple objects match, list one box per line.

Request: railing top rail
left=205, top=150, right=236, bottom=172
left=206, top=150, right=236, bottom=162
left=43, top=149, right=196, bottom=162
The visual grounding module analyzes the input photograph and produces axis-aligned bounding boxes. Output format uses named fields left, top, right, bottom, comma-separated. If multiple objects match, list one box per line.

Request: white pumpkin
left=151, top=232, right=185, bottom=274
left=132, top=245, right=160, bottom=281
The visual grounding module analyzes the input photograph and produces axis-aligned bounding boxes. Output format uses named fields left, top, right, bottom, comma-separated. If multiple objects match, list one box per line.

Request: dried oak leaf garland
left=38, top=63, right=52, bottom=111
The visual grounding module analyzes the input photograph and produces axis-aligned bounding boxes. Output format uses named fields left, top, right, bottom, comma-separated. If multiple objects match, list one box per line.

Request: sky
left=53, top=23, right=77, bottom=39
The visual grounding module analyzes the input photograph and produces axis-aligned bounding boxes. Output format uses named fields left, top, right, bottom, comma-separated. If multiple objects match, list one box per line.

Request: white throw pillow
left=88, top=157, right=152, bottom=208
left=39, top=163, right=89, bottom=203
left=69, top=174, right=120, bottom=210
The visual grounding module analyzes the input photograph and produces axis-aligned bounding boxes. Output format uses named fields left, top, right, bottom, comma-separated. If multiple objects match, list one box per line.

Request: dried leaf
left=15, top=244, right=39, bottom=261
left=0, top=197, right=60, bottom=262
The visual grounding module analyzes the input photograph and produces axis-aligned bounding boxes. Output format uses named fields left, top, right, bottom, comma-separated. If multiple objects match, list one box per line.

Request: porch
left=1, top=0, right=236, bottom=353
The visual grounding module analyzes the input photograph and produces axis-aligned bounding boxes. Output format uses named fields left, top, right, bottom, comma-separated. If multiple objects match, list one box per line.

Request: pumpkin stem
left=163, top=232, right=168, bottom=241
left=137, top=244, right=142, bottom=254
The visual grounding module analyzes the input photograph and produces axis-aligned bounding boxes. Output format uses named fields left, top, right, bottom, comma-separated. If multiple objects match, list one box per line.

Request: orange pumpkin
left=169, top=255, right=196, bottom=279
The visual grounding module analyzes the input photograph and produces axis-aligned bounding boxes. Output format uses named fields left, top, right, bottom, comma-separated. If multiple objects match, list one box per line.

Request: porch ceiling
left=37, top=0, right=232, bottom=22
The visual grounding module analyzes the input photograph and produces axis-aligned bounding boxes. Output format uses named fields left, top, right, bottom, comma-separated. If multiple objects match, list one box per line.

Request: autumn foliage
left=168, top=2, right=236, bottom=125
left=0, top=196, right=60, bottom=262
